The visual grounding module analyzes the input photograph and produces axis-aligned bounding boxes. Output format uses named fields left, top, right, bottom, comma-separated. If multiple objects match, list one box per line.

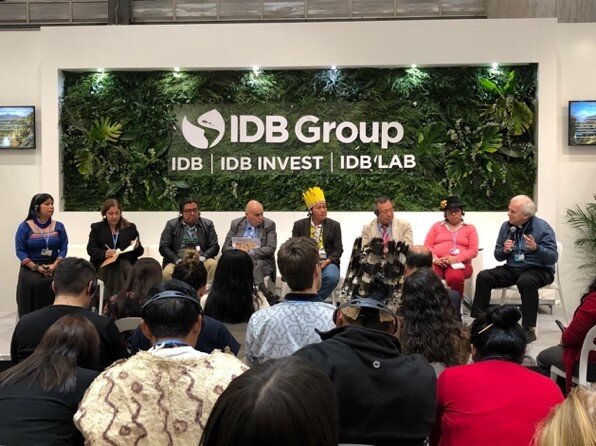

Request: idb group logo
left=181, top=109, right=225, bottom=149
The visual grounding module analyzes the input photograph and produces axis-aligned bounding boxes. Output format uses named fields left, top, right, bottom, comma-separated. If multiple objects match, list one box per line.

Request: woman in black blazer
left=87, top=198, right=144, bottom=299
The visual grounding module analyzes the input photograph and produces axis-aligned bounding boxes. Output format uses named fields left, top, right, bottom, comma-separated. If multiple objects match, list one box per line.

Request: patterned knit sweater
left=74, top=348, right=248, bottom=445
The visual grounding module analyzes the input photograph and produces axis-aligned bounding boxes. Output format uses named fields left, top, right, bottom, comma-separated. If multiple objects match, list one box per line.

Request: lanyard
left=448, top=223, right=462, bottom=248
left=514, top=225, right=528, bottom=252
left=112, top=232, right=119, bottom=249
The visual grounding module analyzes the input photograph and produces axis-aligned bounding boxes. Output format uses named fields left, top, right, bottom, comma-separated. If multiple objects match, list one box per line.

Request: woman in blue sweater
left=15, top=193, right=68, bottom=316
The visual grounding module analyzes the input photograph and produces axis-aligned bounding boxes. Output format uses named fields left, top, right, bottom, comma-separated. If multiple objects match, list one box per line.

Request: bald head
left=245, top=200, right=264, bottom=227
left=405, top=245, right=433, bottom=276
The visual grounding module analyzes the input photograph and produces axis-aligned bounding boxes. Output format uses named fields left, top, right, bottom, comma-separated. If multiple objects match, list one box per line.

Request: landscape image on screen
left=0, top=106, right=35, bottom=149
left=569, top=101, right=596, bottom=146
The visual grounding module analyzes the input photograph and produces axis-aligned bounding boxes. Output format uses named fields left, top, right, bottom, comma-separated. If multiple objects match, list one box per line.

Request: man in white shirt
left=245, top=237, right=335, bottom=365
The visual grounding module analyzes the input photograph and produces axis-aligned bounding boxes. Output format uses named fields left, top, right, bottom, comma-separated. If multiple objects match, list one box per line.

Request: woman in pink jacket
left=424, top=196, right=478, bottom=298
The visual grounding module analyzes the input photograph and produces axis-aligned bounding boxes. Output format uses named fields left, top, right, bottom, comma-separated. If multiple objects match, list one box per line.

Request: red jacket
left=561, top=290, right=596, bottom=391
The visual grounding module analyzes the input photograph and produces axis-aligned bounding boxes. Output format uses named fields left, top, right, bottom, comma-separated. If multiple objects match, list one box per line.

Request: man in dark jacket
left=159, top=197, right=219, bottom=281
left=293, top=296, right=436, bottom=446
left=292, top=187, right=343, bottom=300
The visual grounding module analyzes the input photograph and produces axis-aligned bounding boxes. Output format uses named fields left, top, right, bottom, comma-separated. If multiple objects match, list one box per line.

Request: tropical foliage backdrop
left=61, top=65, right=537, bottom=211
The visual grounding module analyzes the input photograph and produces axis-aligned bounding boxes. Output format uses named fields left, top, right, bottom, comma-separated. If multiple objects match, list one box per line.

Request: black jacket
left=159, top=216, right=219, bottom=266
left=86, top=220, right=144, bottom=270
left=294, top=325, right=437, bottom=446
left=292, top=217, right=343, bottom=266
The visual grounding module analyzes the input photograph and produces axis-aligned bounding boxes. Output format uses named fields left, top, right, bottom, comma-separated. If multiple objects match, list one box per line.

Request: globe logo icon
left=181, top=109, right=225, bottom=149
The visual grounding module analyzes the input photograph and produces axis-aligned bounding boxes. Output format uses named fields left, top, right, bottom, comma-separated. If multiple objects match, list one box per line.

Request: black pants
left=537, top=345, right=596, bottom=390
left=471, top=265, right=553, bottom=328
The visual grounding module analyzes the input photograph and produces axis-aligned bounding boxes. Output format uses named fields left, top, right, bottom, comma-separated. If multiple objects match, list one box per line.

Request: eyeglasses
left=378, top=208, right=394, bottom=215
left=183, top=208, right=199, bottom=214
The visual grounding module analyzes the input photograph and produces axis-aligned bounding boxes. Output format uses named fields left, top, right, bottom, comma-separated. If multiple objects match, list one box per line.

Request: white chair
left=550, top=325, right=596, bottom=387
left=495, top=241, right=564, bottom=314
left=97, top=279, right=105, bottom=315
left=114, top=317, right=142, bottom=333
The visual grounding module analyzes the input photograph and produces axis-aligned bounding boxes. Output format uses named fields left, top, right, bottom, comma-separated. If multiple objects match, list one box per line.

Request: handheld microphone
left=508, top=226, right=517, bottom=241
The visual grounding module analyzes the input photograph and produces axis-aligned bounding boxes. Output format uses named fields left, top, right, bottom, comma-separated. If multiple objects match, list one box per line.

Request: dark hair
left=110, top=258, right=163, bottom=319
left=25, top=193, right=53, bottom=221
left=578, top=276, right=596, bottom=309
left=341, top=306, right=395, bottom=332
left=53, top=257, right=97, bottom=296
left=179, top=197, right=200, bottom=214
left=0, top=315, right=99, bottom=392
left=374, top=196, right=392, bottom=213
left=172, top=250, right=208, bottom=291
left=405, top=248, right=433, bottom=269
left=470, top=305, right=526, bottom=363
left=400, top=268, right=461, bottom=366
left=277, top=237, right=319, bottom=291
left=200, top=357, right=338, bottom=446
left=204, top=249, right=258, bottom=324
left=141, top=279, right=203, bottom=340
left=100, top=198, right=130, bottom=229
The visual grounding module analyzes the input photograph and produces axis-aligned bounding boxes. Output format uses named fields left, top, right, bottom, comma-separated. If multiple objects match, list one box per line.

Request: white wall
left=555, top=24, right=596, bottom=312
left=0, top=19, right=594, bottom=318
left=0, top=31, right=42, bottom=313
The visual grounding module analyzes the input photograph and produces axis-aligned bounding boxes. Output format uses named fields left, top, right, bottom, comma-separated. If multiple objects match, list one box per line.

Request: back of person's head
left=0, top=315, right=99, bottom=392
left=405, top=246, right=433, bottom=270
left=205, top=249, right=256, bottom=324
left=400, top=268, right=460, bottom=366
left=112, top=258, right=163, bottom=318
left=172, top=250, right=208, bottom=291
left=534, top=386, right=596, bottom=446
left=141, top=279, right=203, bottom=340
left=53, top=257, right=97, bottom=297
left=336, top=297, right=397, bottom=333
left=470, top=305, right=526, bottom=363
left=277, top=237, right=319, bottom=291
left=200, top=356, right=338, bottom=446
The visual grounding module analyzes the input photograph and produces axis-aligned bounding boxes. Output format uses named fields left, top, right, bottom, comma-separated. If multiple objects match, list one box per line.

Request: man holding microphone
left=471, top=195, right=558, bottom=342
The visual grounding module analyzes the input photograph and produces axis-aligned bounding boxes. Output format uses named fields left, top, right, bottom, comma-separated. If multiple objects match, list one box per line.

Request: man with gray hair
left=471, top=195, right=558, bottom=342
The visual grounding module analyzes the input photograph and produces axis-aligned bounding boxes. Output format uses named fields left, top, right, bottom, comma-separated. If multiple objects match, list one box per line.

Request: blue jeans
left=319, top=263, right=340, bottom=300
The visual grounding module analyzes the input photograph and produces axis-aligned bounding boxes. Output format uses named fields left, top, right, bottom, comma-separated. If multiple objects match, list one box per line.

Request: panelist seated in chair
left=361, top=196, right=413, bottom=254
left=86, top=198, right=144, bottom=300
left=159, top=197, right=219, bottom=282
left=537, top=276, right=596, bottom=393
left=471, top=195, right=558, bottom=342
left=292, top=187, right=343, bottom=301
left=223, top=199, right=278, bottom=304
left=424, top=195, right=478, bottom=300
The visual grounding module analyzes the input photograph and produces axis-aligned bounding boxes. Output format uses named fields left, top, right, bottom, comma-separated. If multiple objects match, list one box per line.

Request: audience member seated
left=11, top=257, right=128, bottom=370
left=405, top=245, right=462, bottom=320
left=245, top=237, right=335, bottom=365
left=75, top=280, right=248, bottom=444
left=222, top=199, right=279, bottom=304
left=0, top=315, right=99, bottom=446
left=86, top=198, right=144, bottom=299
left=159, top=197, right=219, bottom=281
left=537, top=276, right=596, bottom=392
left=200, top=357, right=338, bottom=446
left=105, top=257, right=162, bottom=319
left=129, top=273, right=240, bottom=357
left=399, top=268, right=469, bottom=374
left=294, top=291, right=436, bottom=446
left=534, top=386, right=596, bottom=446
left=15, top=193, right=68, bottom=317
left=203, top=249, right=269, bottom=358
left=429, top=305, right=564, bottom=446
left=424, top=196, right=478, bottom=300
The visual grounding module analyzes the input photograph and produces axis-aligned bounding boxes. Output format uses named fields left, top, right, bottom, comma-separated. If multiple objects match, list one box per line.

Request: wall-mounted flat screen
left=0, top=106, right=36, bottom=149
left=569, top=101, right=596, bottom=146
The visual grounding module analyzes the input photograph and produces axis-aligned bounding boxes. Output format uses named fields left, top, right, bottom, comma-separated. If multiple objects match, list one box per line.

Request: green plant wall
left=61, top=65, right=537, bottom=211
